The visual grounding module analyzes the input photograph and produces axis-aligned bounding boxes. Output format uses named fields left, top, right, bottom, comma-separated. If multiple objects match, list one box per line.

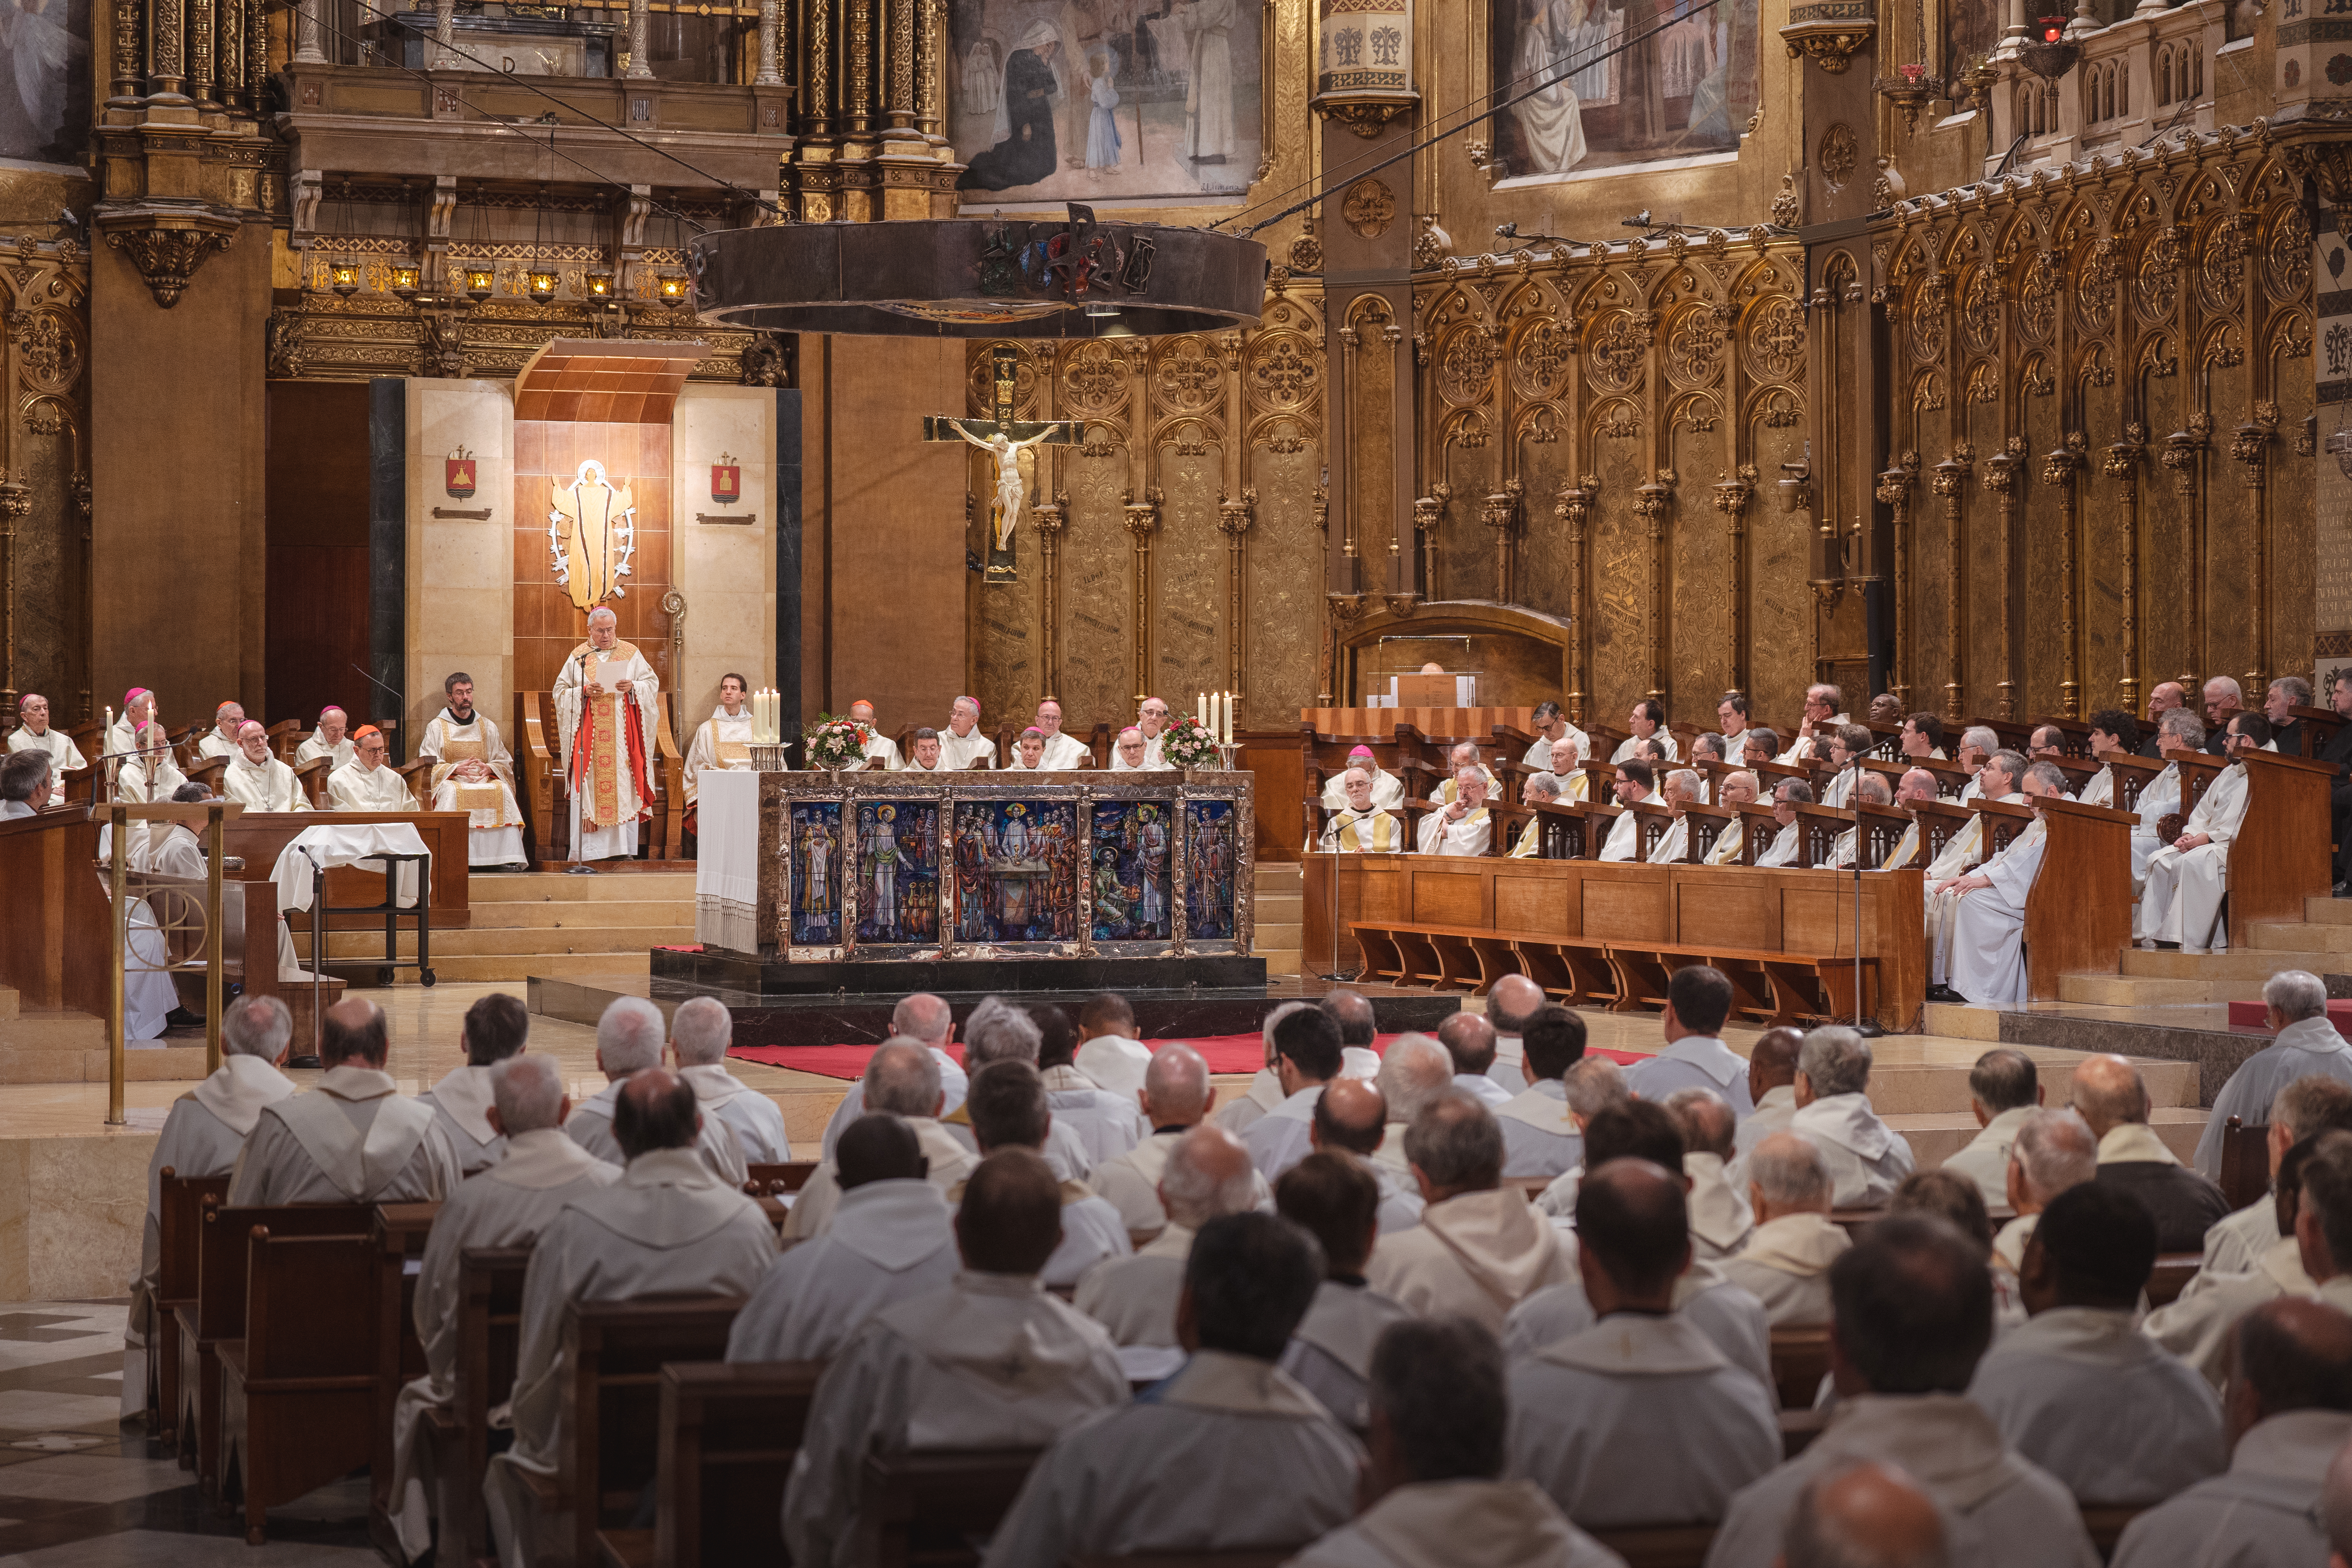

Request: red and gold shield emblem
left=710, top=458, right=740, bottom=504
left=446, top=449, right=477, bottom=498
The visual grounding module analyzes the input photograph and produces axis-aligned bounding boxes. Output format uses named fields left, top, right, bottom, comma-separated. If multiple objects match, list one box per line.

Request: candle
left=1197, top=691, right=1207, bottom=728
left=1225, top=692, right=1236, bottom=744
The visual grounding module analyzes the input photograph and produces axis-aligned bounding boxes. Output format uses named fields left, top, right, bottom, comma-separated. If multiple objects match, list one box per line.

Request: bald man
left=1485, top=973, right=1546, bottom=1094
left=222, top=720, right=310, bottom=811
left=819, top=992, right=970, bottom=1158
left=1728, top=1027, right=1804, bottom=1188
left=566, top=997, right=749, bottom=1188
left=296, top=706, right=354, bottom=771
left=2140, top=681, right=2188, bottom=759
left=6, top=693, right=85, bottom=773
left=1780, top=1463, right=1949, bottom=1568
left=1075, top=1124, right=1261, bottom=1347
left=553, top=605, right=660, bottom=865
left=228, top=1000, right=458, bottom=1205
left=1310, top=1076, right=1427, bottom=1233
left=2073, top=1053, right=2229, bottom=1251
left=1091, top=1043, right=1272, bottom=1234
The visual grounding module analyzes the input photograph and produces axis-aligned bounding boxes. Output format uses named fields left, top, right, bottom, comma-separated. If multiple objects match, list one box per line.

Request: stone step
left=1919, top=1002, right=2002, bottom=1040
left=1256, top=921, right=1302, bottom=951
left=2060, top=973, right=2249, bottom=1006
left=1263, top=951, right=1301, bottom=977
left=2120, top=948, right=2318, bottom=982
left=1896, top=1105, right=2205, bottom=1171
left=1256, top=893, right=1303, bottom=922
left=2305, top=897, right=2352, bottom=926
left=0, top=1008, right=107, bottom=1052
left=470, top=871, right=699, bottom=905
left=1864, top=1055, right=2197, bottom=1115
left=1256, top=862, right=1301, bottom=886
left=2246, top=923, right=2352, bottom=955
left=459, top=898, right=693, bottom=931
left=294, top=924, right=684, bottom=959
left=411, top=951, right=652, bottom=983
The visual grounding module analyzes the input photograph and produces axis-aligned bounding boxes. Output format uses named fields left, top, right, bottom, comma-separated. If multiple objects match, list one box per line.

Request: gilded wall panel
left=1154, top=446, right=1225, bottom=705
left=1059, top=455, right=1132, bottom=721
left=2139, top=365, right=2192, bottom=688
left=1516, top=437, right=1579, bottom=624
left=2078, top=369, right=2125, bottom=713
left=1745, top=410, right=1811, bottom=726
left=1438, top=429, right=1500, bottom=602
left=2204, top=350, right=2257, bottom=686
left=1669, top=423, right=1730, bottom=704
left=1964, top=399, right=2005, bottom=719
left=1249, top=442, right=1323, bottom=719
left=1589, top=434, right=1650, bottom=724
left=2019, top=393, right=2065, bottom=720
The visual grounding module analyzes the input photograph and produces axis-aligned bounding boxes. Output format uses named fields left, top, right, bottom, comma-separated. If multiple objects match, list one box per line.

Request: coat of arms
left=711, top=454, right=740, bottom=504
left=446, top=446, right=476, bottom=498
left=546, top=458, right=637, bottom=612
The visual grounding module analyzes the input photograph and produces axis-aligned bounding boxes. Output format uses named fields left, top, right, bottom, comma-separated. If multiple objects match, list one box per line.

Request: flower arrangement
left=804, top=713, right=876, bottom=771
left=1159, top=715, right=1223, bottom=771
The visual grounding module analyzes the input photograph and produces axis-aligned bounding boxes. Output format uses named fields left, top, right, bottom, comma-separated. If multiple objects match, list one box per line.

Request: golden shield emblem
left=546, top=459, right=637, bottom=612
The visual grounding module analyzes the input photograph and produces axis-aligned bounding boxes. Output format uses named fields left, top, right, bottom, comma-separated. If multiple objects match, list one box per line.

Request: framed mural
left=0, top=0, right=90, bottom=169
left=788, top=800, right=844, bottom=951
left=952, top=797, right=1083, bottom=946
left=1489, top=0, right=1756, bottom=181
left=948, top=0, right=1261, bottom=206
left=1183, top=798, right=1240, bottom=945
left=1090, top=799, right=1173, bottom=946
left=853, top=800, right=943, bottom=948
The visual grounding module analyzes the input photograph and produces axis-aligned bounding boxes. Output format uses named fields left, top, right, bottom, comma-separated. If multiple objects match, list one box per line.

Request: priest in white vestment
left=791, top=1040, right=979, bottom=1238
left=1662, top=1090, right=1757, bottom=1260
left=1935, top=762, right=2065, bottom=1007
left=1867, top=768, right=1937, bottom=872
left=1623, top=967, right=1756, bottom=1115
left=782, top=1150, right=1130, bottom=1568
left=227, top=999, right=459, bottom=1206
left=1091, top=1045, right=1270, bottom=1234
left=113, top=726, right=184, bottom=845
left=106, top=687, right=157, bottom=775
left=1775, top=686, right=1852, bottom=765
left=1034, top=697, right=1092, bottom=769
left=567, top=998, right=748, bottom=1188
left=7, top=693, right=84, bottom=772
left=1002, top=727, right=1050, bottom=771
left=843, top=699, right=901, bottom=770
left=683, top=674, right=758, bottom=799
left=1433, top=743, right=1501, bottom=806
left=1299, top=1076, right=1428, bottom=1236
left=1076, top=1124, right=1259, bottom=1346
left=552, top=608, right=659, bottom=864
left=2196, top=975, right=2352, bottom=1179
left=939, top=696, right=996, bottom=770
left=933, top=1001, right=1098, bottom=1181
left=2138, top=715, right=2272, bottom=953
left=817, top=995, right=970, bottom=1158
left=0, top=748, right=49, bottom=819
left=195, top=701, right=247, bottom=760
left=221, top=722, right=310, bottom=812
left=1108, top=725, right=1170, bottom=772
left=1749, top=780, right=1808, bottom=867
left=1496, top=1017, right=1594, bottom=1180
left=325, top=726, right=417, bottom=812
left=1290, top=1317, right=1623, bottom=1568
left=1243, top=1009, right=1347, bottom=1181
left=1505, top=1254, right=1774, bottom=1394
left=123, top=995, right=296, bottom=1416
left=295, top=706, right=353, bottom=770
left=1786, top=1027, right=1915, bottom=1207
left=388, top=1056, right=617, bottom=1561
left=1323, top=766, right=1406, bottom=853
left=1938, top=1048, right=2043, bottom=1212
left=1720, top=1133, right=1850, bottom=1327
left=899, top=729, right=953, bottom=773
left=1038, top=1044, right=1144, bottom=1170
left=416, top=991, right=530, bottom=1175
left=990, top=1212, right=1362, bottom=1566
left=1598, top=762, right=1656, bottom=861
left=956, top=1060, right=1131, bottom=1289
left=1644, top=769, right=1705, bottom=864
left=418, top=674, right=529, bottom=868
left=1525, top=701, right=1589, bottom=773
left=1966, top=1181, right=2225, bottom=1506
left=670, top=995, right=791, bottom=1163
left=485, top=1069, right=775, bottom=1568
left=1417, top=767, right=1493, bottom=855
left=726, top=1113, right=959, bottom=1363
left=1503, top=773, right=1563, bottom=857
left=1320, top=746, right=1405, bottom=811
left=1272, top=1152, right=1412, bottom=1433
left=1613, top=701, right=1678, bottom=764
left=1699, top=772, right=1761, bottom=865
left=1367, top=1094, right=1576, bottom=1333
left=1072, top=995, right=1151, bottom=1102
left=1215, top=1000, right=1312, bottom=1140
left=1506, top=1161, right=1781, bottom=1527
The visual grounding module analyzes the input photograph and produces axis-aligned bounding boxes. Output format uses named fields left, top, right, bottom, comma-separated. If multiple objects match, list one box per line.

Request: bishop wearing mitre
left=8, top=693, right=85, bottom=773
left=553, top=606, right=659, bottom=866
left=327, top=728, right=419, bottom=812
left=684, top=673, right=759, bottom=802
left=419, top=673, right=529, bottom=868
left=223, top=722, right=311, bottom=812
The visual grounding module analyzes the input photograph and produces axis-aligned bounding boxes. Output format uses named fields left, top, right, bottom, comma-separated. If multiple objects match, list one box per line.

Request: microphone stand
left=1846, top=750, right=1883, bottom=1037
left=1316, top=802, right=1364, bottom=983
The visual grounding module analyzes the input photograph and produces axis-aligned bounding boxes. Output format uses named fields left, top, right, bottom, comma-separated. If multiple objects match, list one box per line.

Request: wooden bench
left=2216, top=1118, right=2270, bottom=1212
left=1592, top=1525, right=1717, bottom=1568
left=1068, top=1555, right=1296, bottom=1568
left=1604, top=944, right=1876, bottom=1030
left=1768, top=1326, right=1831, bottom=1411
left=2147, top=1252, right=2202, bottom=1310
left=860, top=1446, right=1047, bottom=1568
left=744, top=1161, right=820, bottom=1198
left=151, top=1169, right=231, bottom=1451
left=367, top=1202, right=442, bottom=1555
left=220, top=1228, right=380, bottom=1543
left=1348, top=920, right=1618, bottom=1006
left=409, top=1245, right=533, bottom=1565
left=645, top=1359, right=824, bottom=1568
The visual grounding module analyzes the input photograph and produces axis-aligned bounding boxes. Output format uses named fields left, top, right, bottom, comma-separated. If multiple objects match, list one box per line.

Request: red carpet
left=730, top=1032, right=1645, bottom=1081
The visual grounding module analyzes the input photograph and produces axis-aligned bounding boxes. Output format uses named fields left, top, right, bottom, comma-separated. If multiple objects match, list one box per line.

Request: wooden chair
left=367, top=1203, right=441, bottom=1550
left=2103, top=753, right=2171, bottom=815
left=518, top=690, right=563, bottom=865
left=2217, top=1117, right=2271, bottom=1212
left=1973, top=798, right=2036, bottom=859
left=1853, top=802, right=1913, bottom=869
left=220, top=1229, right=379, bottom=1543
left=292, top=755, right=331, bottom=809
left=1590, top=1525, right=1718, bottom=1568
left=1788, top=804, right=1853, bottom=868
left=151, top=1170, right=232, bottom=1450
left=2292, top=704, right=2347, bottom=757
left=644, top=1360, right=824, bottom=1568
left=859, top=1446, right=1047, bottom=1568
left=1528, top=799, right=1588, bottom=859
left=264, top=719, right=303, bottom=762
left=1674, top=803, right=1734, bottom=862
left=185, top=754, right=229, bottom=797
left=1768, top=1326, right=1832, bottom=1410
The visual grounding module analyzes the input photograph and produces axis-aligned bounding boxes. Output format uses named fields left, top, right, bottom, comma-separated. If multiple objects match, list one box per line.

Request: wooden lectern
left=1394, top=672, right=1476, bottom=708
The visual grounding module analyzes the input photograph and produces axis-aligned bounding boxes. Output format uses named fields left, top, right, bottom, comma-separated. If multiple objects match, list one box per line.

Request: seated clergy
left=2131, top=708, right=2201, bottom=878
left=1323, top=766, right=1407, bottom=853
left=388, top=1056, right=616, bottom=1561
left=140, top=782, right=225, bottom=877
left=1506, top=771, right=1563, bottom=856
left=1887, top=1170, right=2022, bottom=1329
left=1320, top=745, right=1406, bottom=810
left=296, top=706, right=353, bottom=770
left=1034, top=1004, right=1144, bottom=1169
left=326, top=726, right=417, bottom=811
left=1108, top=725, right=1160, bottom=771
left=1787, top=1027, right=1914, bottom=1207
left=1932, top=759, right=2069, bottom=1007
left=1276, top=1152, right=1412, bottom=1434
left=2073, top=1053, right=2230, bottom=1252
left=1497, top=1007, right=1590, bottom=1180
left=1075, top=1123, right=1258, bottom=1347
left=670, top=995, right=792, bottom=1164
left=1417, top=765, right=1493, bottom=855
left=940, top=695, right=996, bottom=770
left=790, top=1040, right=979, bottom=1237
left=726, top=1114, right=958, bottom=1364
left=1868, top=768, right=1939, bottom=872
left=1440, top=1013, right=1512, bottom=1110
left=2200, top=1076, right=2352, bottom=1279
left=2197, top=970, right=2352, bottom=1180
left=846, top=699, right=902, bottom=770
left=105, top=686, right=154, bottom=766
left=125, top=995, right=296, bottom=1412
left=1531, top=1059, right=1633, bottom=1220
left=782, top=1150, right=1129, bottom=1567
left=1702, top=771, right=1762, bottom=864
left=2139, top=712, right=2274, bottom=954
left=900, top=727, right=950, bottom=773
left=1645, top=769, right=1706, bottom=863
left=1826, top=773, right=1894, bottom=866
left=1526, top=700, right=1590, bottom=773
left=1705, top=1216, right=2098, bottom=1568
left=418, top=673, right=528, bottom=869
left=1775, top=684, right=1849, bottom=765
left=1616, top=699, right=1678, bottom=764
left=818, top=993, right=969, bottom=1158
left=2110, top=1298, right=2352, bottom=1568
left=1003, top=726, right=1051, bottom=771
left=1922, top=750, right=2027, bottom=917
left=1367, top=1092, right=1575, bottom=1332
left=1599, top=760, right=1656, bottom=861
left=1967, top=1181, right=2225, bottom=1506
left=1091, top=1044, right=1271, bottom=1234
left=1666, top=1089, right=1756, bottom=1261
left=1485, top=973, right=1543, bottom=1094
left=1071, top=990, right=1153, bottom=1109
left=1134, top=695, right=1174, bottom=764
left=1243, top=1006, right=1347, bottom=1182
left=1721, top=1132, right=1850, bottom=1327
left=221, top=720, right=310, bottom=811
left=1900, top=711, right=1947, bottom=762
left=1818, top=725, right=1874, bottom=810
left=416, top=992, right=530, bottom=1176
left=7, top=691, right=86, bottom=773
left=486, top=1069, right=774, bottom=1568
left=1940, top=1048, right=2045, bottom=1213
left=1752, top=779, right=1812, bottom=867
left=682, top=673, right=757, bottom=797
left=0, top=749, right=48, bottom=819
left=1730, top=1027, right=1804, bottom=1183
left=565, top=996, right=749, bottom=1189
left=959, top=1058, right=1132, bottom=1290
left=1624, top=965, right=1756, bottom=1116
left=1992, top=1107, right=2099, bottom=1277
left=1506, top=1158, right=1781, bottom=1528
left=936, top=997, right=1096, bottom=1180
left=196, top=700, right=246, bottom=759
left=1309, top=1077, right=1430, bottom=1235
left=2077, top=708, right=2136, bottom=808
left=986, top=1213, right=1359, bottom=1566
left=1435, top=742, right=1501, bottom=804
left=1291, top=1318, right=1620, bottom=1568
left=228, top=999, right=459, bottom=1205
left=1034, top=697, right=1092, bottom=769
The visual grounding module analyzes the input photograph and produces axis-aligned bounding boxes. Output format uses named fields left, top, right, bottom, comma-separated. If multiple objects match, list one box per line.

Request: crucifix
left=926, top=343, right=1079, bottom=586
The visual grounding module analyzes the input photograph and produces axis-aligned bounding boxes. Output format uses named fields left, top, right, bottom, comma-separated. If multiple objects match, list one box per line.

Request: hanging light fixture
left=526, top=134, right=559, bottom=305
left=328, top=178, right=362, bottom=297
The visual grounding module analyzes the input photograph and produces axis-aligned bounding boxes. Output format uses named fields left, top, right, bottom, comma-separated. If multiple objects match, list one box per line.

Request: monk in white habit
left=1865, top=767, right=1937, bottom=871
left=683, top=673, right=759, bottom=799
left=1506, top=1159, right=1781, bottom=1527
left=1934, top=760, right=2067, bottom=1006
left=416, top=992, right=529, bottom=1176
left=935, top=998, right=1096, bottom=1180
left=793, top=1039, right=979, bottom=1237
left=222, top=720, right=310, bottom=812
left=1504, top=772, right=1563, bottom=856
left=1644, top=769, right=1705, bottom=863
left=116, top=721, right=185, bottom=818
left=816, top=993, right=969, bottom=1158
left=670, top=994, right=791, bottom=1163
left=1747, top=779, right=1808, bottom=867
left=1075, top=1123, right=1256, bottom=1346
left=0, top=749, right=47, bottom=819
left=1598, top=760, right=1655, bottom=861
left=2109, top=1298, right=2352, bottom=1568
left=1623, top=967, right=1756, bottom=1115
left=848, top=699, right=901, bottom=769
left=1706, top=1216, right=2099, bottom=1568
left=2129, top=710, right=2201, bottom=888
left=726, top=1114, right=958, bottom=1364
left=485, top=1069, right=773, bottom=1568
left=1319, top=744, right=1405, bottom=811
left=1920, top=751, right=2027, bottom=939
left=2139, top=712, right=2273, bottom=953
left=1665, top=1089, right=1757, bottom=1260
left=387, top=1055, right=615, bottom=1561
left=900, top=728, right=951, bottom=773
left=1289, top=1317, right=1620, bottom=1568
left=196, top=700, right=246, bottom=759
left=2196, top=1072, right=2352, bottom=1280
left=1367, top=1093, right=1575, bottom=1333
left=1497, top=1011, right=1591, bottom=1180
left=1033, top=697, right=1091, bottom=769
left=960, top=1059, right=1131, bottom=1289
left=2201, top=978, right=2352, bottom=1185
left=1721, top=1132, right=1849, bottom=1326
left=296, top=706, right=352, bottom=770
left=1439, top=1014, right=1512, bottom=1111
left=1310, top=1077, right=1430, bottom=1235
left=987, top=1212, right=1361, bottom=1565
left=227, top=999, right=459, bottom=1205
left=1966, top=1182, right=2224, bottom=1506
left=1697, top=771, right=1761, bottom=864
left=1418, top=766, right=1492, bottom=855
left=782, top=1150, right=1129, bottom=1568
left=1323, top=766, right=1406, bottom=853
left=1091, top=1044, right=1267, bottom=1234
left=1003, top=726, right=1050, bottom=770
left=1215, top=999, right=1312, bottom=1140
left=326, top=725, right=416, bottom=812
left=566, top=996, right=746, bottom=1187
left=1273, top=1153, right=1411, bottom=1433
left=1035, top=1012, right=1143, bottom=1167
left=1938, top=1049, right=2043, bottom=1212
left=552, top=607, right=659, bottom=865
left=1071, top=992, right=1151, bottom=1102
left=939, top=696, right=995, bottom=770
left=8, top=692, right=84, bottom=771
left=123, top=995, right=295, bottom=1416
left=419, top=673, right=528, bottom=868
left=1243, top=1007, right=1346, bottom=1182
left=1786, top=1027, right=1914, bottom=1206
left=1108, top=725, right=1168, bottom=771
left=1774, top=685, right=1851, bottom=765
left=1525, top=700, right=1589, bottom=774
left=1727, top=1028, right=1802, bottom=1185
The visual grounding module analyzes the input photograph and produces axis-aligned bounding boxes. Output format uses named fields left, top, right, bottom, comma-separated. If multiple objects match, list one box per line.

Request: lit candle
left=1197, top=692, right=1207, bottom=728
left=1225, top=691, right=1236, bottom=744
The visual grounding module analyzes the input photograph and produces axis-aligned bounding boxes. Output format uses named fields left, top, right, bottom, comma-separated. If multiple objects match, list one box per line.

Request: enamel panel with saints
left=1489, top=0, right=1757, bottom=181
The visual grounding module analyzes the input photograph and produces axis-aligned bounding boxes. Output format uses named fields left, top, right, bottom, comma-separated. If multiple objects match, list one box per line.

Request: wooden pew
left=408, top=1245, right=534, bottom=1565
left=860, top=1446, right=1047, bottom=1568
left=1768, top=1326, right=1831, bottom=1411
left=220, top=1229, right=380, bottom=1543
left=0, top=804, right=108, bottom=1014
left=2230, top=750, right=2337, bottom=949
left=151, top=1170, right=233, bottom=1450
left=367, top=1202, right=441, bottom=1553
left=628, top=1359, right=825, bottom=1568
left=1591, top=1525, right=1718, bottom=1568
left=2023, top=797, right=2139, bottom=1002
left=2147, top=1252, right=2202, bottom=1310
left=744, top=1161, right=820, bottom=1197
left=2216, top=1117, right=2270, bottom=1212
